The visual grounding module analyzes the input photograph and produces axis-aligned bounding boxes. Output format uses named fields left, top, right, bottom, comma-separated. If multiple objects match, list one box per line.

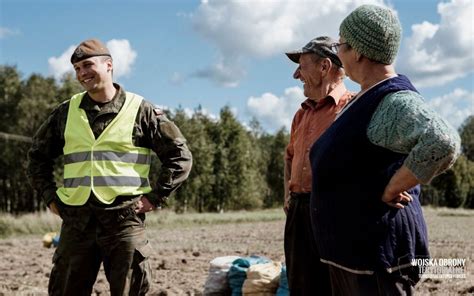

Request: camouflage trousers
left=49, top=202, right=153, bottom=296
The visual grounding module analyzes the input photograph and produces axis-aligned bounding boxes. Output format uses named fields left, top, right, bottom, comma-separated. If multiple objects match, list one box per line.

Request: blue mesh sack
left=228, top=255, right=270, bottom=296
left=276, top=265, right=289, bottom=296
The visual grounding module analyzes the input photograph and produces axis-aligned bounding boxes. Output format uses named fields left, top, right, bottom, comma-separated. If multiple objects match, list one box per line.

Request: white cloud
left=48, top=45, right=76, bottom=80
left=183, top=107, right=219, bottom=121
left=154, top=104, right=170, bottom=111
left=0, top=27, right=19, bottom=39
left=398, top=0, right=474, bottom=87
left=106, top=39, right=137, bottom=78
left=190, top=57, right=245, bottom=87
left=193, top=0, right=385, bottom=58
left=48, top=39, right=137, bottom=80
left=183, top=108, right=195, bottom=118
left=246, top=87, right=473, bottom=132
left=155, top=104, right=220, bottom=122
left=192, top=0, right=385, bottom=87
left=427, top=88, right=474, bottom=128
left=247, top=86, right=304, bottom=131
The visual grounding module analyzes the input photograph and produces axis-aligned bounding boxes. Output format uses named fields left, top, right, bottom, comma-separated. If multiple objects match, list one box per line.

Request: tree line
left=0, top=65, right=287, bottom=213
left=0, top=65, right=473, bottom=214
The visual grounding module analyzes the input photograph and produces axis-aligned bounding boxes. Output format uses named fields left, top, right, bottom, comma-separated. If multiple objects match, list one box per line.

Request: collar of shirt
left=301, top=82, right=348, bottom=111
left=335, top=74, right=398, bottom=120
left=79, top=83, right=125, bottom=113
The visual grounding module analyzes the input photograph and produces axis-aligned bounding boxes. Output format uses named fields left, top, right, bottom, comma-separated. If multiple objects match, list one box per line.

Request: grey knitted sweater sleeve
left=367, top=90, right=461, bottom=184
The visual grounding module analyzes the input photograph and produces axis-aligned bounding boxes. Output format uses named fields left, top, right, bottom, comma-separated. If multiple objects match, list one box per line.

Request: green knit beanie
left=340, top=4, right=402, bottom=65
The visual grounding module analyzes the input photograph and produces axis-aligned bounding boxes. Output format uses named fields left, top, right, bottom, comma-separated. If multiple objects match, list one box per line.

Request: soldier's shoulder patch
left=153, top=108, right=164, bottom=116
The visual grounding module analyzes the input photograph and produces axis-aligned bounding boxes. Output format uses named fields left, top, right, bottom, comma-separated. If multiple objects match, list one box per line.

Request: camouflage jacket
left=27, top=84, right=192, bottom=208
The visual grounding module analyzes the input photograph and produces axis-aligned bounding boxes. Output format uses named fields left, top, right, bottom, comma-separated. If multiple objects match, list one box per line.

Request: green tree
left=0, top=68, right=84, bottom=213
left=0, top=66, right=293, bottom=213
left=0, top=66, right=22, bottom=132
left=210, top=107, right=237, bottom=211
left=210, top=106, right=264, bottom=211
left=264, top=127, right=288, bottom=208
left=419, top=185, right=442, bottom=206
left=57, top=73, right=83, bottom=101
left=459, top=115, right=474, bottom=161
left=459, top=116, right=474, bottom=208
left=464, top=185, right=474, bottom=209
left=16, top=74, right=59, bottom=136
left=445, top=156, right=473, bottom=207
left=186, top=109, right=217, bottom=212
left=239, top=128, right=267, bottom=210
left=429, top=155, right=473, bottom=208
left=0, top=66, right=23, bottom=212
left=171, top=107, right=217, bottom=212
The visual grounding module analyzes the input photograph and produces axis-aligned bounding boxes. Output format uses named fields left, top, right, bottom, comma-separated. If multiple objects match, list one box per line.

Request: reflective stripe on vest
left=56, top=91, right=152, bottom=206
left=63, top=176, right=150, bottom=188
left=64, top=151, right=151, bottom=165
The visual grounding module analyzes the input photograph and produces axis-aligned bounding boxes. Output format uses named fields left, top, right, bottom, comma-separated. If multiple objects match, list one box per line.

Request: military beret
left=70, top=39, right=111, bottom=64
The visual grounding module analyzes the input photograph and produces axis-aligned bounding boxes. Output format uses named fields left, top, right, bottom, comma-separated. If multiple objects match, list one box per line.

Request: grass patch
left=145, top=208, right=285, bottom=229
left=424, top=206, right=474, bottom=217
left=0, top=208, right=285, bottom=238
left=0, top=211, right=62, bottom=238
left=2, top=207, right=472, bottom=239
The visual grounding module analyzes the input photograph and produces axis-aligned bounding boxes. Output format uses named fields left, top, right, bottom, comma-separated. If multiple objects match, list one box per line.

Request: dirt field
left=0, top=208, right=472, bottom=295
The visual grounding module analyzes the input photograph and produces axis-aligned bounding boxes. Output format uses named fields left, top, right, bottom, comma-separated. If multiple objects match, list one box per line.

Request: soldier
left=27, top=39, right=192, bottom=295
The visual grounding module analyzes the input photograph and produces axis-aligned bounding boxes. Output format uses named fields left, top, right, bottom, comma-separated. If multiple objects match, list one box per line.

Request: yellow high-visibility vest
left=56, top=91, right=152, bottom=205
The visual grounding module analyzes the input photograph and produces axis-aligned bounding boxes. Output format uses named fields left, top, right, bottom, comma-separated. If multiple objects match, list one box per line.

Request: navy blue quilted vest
left=309, top=75, right=429, bottom=275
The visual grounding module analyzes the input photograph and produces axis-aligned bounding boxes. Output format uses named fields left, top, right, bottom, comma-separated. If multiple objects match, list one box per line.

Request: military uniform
left=27, top=84, right=192, bottom=295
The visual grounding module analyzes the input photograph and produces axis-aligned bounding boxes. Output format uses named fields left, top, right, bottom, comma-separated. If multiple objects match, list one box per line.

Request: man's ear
left=106, top=58, right=113, bottom=72
left=320, top=58, right=331, bottom=75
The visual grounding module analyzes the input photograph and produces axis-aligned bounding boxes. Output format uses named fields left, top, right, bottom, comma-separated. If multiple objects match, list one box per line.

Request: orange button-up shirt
left=285, top=84, right=353, bottom=195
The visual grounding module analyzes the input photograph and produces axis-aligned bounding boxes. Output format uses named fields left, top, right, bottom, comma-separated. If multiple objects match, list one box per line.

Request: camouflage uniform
left=27, top=84, right=192, bottom=295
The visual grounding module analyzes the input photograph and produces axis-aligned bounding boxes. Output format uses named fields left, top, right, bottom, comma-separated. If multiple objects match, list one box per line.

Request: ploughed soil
left=0, top=219, right=472, bottom=295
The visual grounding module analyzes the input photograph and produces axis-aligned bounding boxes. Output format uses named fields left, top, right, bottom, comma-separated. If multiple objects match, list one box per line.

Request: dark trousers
left=284, top=193, right=331, bottom=296
left=328, top=265, right=415, bottom=296
left=49, top=203, right=152, bottom=296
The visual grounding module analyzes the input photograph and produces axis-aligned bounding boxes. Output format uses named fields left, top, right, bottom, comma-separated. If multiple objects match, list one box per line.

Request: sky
left=1, top=0, right=473, bottom=133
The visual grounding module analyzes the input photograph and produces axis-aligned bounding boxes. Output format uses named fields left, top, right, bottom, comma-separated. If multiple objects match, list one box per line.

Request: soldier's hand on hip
left=48, top=201, right=60, bottom=216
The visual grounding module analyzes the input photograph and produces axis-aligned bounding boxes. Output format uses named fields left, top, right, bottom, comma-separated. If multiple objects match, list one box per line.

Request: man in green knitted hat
left=308, top=4, right=461, bottom=295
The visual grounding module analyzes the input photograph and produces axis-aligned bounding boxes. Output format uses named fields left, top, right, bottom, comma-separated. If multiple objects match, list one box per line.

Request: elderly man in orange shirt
left=283, top=36, right=354, bottom=295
